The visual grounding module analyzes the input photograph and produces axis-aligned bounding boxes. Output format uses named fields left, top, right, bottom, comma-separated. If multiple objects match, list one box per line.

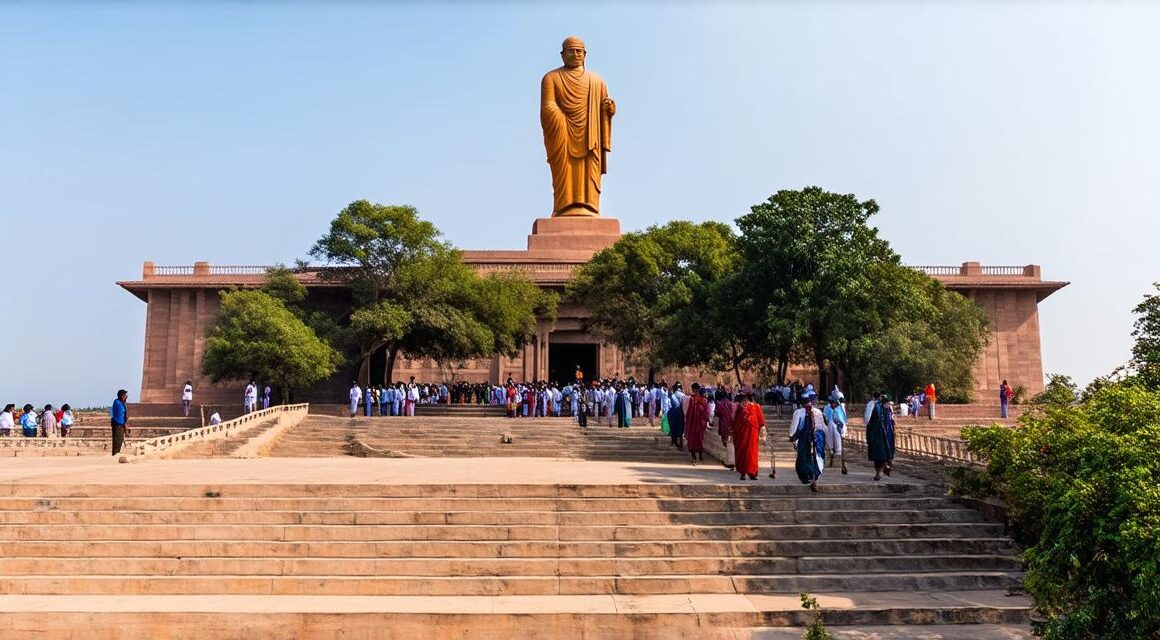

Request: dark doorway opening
left=549, top=343, right=599, bottom=386
left=368, top=346, right=387, bottom=386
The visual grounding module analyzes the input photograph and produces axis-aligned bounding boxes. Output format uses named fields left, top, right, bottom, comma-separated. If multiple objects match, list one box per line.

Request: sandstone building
left=118, top=215, right=1066, bottom=404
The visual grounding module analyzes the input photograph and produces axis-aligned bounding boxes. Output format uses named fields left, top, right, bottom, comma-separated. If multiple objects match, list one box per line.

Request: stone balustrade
left=846, top=428, right=980, bottom=465
left=143, top=261, right=1045, bottom=281
left=0, top=437, right=136, bottom=452
left=131, top=404, right=308, bottom=458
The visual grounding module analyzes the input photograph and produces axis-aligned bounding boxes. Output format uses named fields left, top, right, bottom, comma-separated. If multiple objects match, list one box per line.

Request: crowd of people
left=1, top=374, right=909, bottom=486
left=0, top=402, right=77, bottom=438
left=338, top=371, right=903, bottom=491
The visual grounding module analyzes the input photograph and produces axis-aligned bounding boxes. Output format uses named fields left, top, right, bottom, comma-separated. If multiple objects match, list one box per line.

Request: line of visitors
left=348, top=378, right=426, bottom=417
left=0, top=403, right=76, bottom=438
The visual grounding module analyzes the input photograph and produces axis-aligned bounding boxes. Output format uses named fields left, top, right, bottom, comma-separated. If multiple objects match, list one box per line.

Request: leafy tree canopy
left=1033, top=373, right=1079, bottom=406
left=201, top=289, right=341, bottom=402
left=1130, top=282, right=1160, bottom=390
left=733, top=187, right=987, bottom=398
left=310, top=200, right=552, bottom=383
left=566, top=220, right=735, bottom=380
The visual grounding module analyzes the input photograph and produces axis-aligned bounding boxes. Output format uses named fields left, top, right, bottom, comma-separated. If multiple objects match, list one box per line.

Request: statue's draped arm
left=541, top=73, right=568, bottom=168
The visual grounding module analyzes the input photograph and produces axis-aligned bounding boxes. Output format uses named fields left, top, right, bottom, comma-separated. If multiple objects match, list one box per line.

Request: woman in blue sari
left=790, top=398, right=826, bottom=492
left=865, top=394, right=897, bottom=480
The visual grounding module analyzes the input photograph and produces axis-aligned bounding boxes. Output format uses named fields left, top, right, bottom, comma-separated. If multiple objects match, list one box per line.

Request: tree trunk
left=384, top=345, right=400, bottom=385
left=646, top=366, right=655, bottom=387
left=731, top=341, right=744, bottom=386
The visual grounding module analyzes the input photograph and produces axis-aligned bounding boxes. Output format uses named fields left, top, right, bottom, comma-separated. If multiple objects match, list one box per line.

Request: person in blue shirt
left=110, top=390, right=129, bottom=455
left=20, top=404, right=38, bottom=438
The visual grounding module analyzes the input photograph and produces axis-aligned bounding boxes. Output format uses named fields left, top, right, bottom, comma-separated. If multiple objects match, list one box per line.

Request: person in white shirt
left=60, top=404, right=74, bottom=438
left=181, top=380, right=193, bottom=417
left=244, top=381, right=258, bottom=414
left=209, top=412, right=222, bottom=425
left=0, top=404, right=15, bottom=437
left=789, top=394, right=827, bottom=491
left=406, top=381, right=420, bottom=416
left=348, top=382, right=362, bottom=417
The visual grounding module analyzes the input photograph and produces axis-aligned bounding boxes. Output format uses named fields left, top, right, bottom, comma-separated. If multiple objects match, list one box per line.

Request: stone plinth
left=527, top=217, right=621, bottom=253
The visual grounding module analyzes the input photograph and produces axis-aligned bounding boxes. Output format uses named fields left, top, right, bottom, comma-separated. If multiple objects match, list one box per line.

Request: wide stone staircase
left=0, top=482, right=1025, bottom=634
left=0, top=413, right=1030, bottom=638
left=269, top=414, right=690, bottom=462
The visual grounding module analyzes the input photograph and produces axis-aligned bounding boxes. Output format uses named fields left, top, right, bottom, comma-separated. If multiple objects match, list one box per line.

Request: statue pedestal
left=527, top=216, right=621, bottom=254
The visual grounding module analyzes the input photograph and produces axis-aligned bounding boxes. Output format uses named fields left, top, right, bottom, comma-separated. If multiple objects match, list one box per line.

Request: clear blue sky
left=2, top=2, right=1158, bottom=406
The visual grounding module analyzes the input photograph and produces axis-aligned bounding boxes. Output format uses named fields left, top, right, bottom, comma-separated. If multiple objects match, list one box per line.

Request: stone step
left=1, top=522, right=1006, bottom=542
left=11, top=538, right=1018, bottom=559
left=0, top=572, right=1022, bottom=596
left=0, top=507, right=986, bottom=526
left=742, top=625, right=1032, bottom=639
left=0, top=591, right=1034, bottom=638
left=1, top=495, right=959, bottom=512
left=0, top=482, right=936, bottom=498
left=168, top=417, right=275, bottom=459
left=0, top=555, right=1022, bottom=577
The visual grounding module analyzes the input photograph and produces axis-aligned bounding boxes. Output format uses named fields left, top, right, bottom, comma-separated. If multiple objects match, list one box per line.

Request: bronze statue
left=540, top=36, right=615, bottom=217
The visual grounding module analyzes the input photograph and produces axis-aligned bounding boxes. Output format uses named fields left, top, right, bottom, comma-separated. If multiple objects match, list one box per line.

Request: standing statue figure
left=541, top=36, right=615, bottom=217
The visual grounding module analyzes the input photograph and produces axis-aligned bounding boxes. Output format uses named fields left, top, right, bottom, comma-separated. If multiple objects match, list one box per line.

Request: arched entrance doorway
left=548, top=341, right=599, bottom=386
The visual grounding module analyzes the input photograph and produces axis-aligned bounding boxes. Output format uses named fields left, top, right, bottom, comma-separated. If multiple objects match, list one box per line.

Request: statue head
left=560, top=36, right=586, bottom=69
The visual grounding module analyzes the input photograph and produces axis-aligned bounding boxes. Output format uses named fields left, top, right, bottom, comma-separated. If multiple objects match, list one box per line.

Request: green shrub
left=800, top=593, right=834, bottom=640
left=962, top=383, right=1160, bottom=639
left=1011, top=385, right=1027, bottom=405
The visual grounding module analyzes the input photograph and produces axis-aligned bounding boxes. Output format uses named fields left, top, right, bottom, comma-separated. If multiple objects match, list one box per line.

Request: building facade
left=118, top=217, right=1066, bottom=404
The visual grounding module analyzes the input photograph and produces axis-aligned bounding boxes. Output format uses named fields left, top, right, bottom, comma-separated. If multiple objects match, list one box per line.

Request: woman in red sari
left=732, top=393, right=765, bottom=480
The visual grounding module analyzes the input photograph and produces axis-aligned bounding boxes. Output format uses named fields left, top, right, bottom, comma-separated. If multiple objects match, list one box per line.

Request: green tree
left=263, top=264, right=345, bottom=350
left=262, top=264, right=307, bottom=306
left=1130, top=283, right=1160, bottom=390
left=201, top=290, right=342, bottom=403
left=566, top=221, right=736, bottom=382
left=962, top=382, right=1160, bottom=639
left=734, top=187, right=987, bottom=399
left=850, top=266, right=990, bottom=401
left=311, top=200, right=551, bottom=383
left=1033, top=373, right=1079, bottom=406
left=734, top=187, right=896, bottom=392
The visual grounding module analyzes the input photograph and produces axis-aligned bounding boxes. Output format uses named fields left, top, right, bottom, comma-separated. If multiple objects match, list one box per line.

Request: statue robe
left=541, top=66, right=612, bottom=216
